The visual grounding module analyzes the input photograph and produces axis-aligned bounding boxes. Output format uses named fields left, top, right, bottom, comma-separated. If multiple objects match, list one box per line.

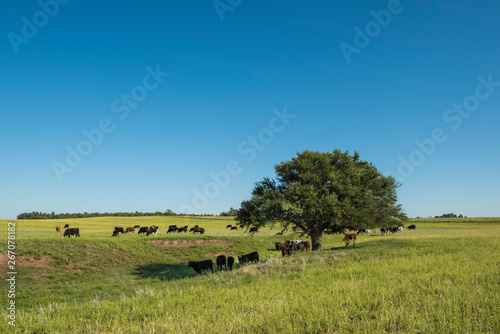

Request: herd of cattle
left=55, top=222, right=417, bottom=274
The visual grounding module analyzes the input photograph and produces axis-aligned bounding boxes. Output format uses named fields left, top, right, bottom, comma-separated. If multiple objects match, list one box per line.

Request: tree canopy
left=236, top=150, right=407, bottom=250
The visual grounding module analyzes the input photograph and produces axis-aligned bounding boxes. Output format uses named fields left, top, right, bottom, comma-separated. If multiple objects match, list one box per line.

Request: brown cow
left=125, top=227, right=135, bottom=233
left=343, top=234, right=357, bottom=247
left=302, top=241, right=311, bottom=251
left=275, top=242, right=287, bottom=251
left=134, top=225, right=140, bottom=228
left=56, top=226, right=61, bottom=232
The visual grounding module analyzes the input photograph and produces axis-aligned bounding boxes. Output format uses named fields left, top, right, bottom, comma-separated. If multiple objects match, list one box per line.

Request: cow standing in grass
left=188, top=260, right=214, bottom=274
left=63, top=228, right=80, bottom=238
left=227, top=256, right=234, bottom=270
left=56, top=226, right=61, bottom=233
left=343, top=234, right=356, bottom=247
left=216, top=255, right=226, bottom=271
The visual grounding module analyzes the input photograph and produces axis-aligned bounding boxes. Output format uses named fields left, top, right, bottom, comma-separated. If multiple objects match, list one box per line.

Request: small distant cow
left=380, top=227, right=387, bottom=235
left=134, top=225, right=140, bottom=229
left=408, top=224, right=416, bottom=230
left=125, top=227, right=135, bottom=233
left=167, top=226, right=178, bottom=233
left=397, top=225, right=404, bottom=232
left=238, top=251, right=259, bottom=264
left=114, top=227, right=124, bottom=234
left=177, top=226, right=188, bottom=233
left=292, top=242, right=306, bottom=251
left=226, top=224, right=232, bottom=228
left=357, top=229, right=371, bottom=235
left=188, top=260, right=213, bottom=274
left=285, top=240, right=302, bottom=247
left=227, top=256, right=235, bottom=270
left=147, top=225, right=158, bottom=236
left=216, top=255, right=226, bottom=271
left=275, top=242, right=287, bottom=251
left=230, top=226, right=237, bottom=230
left=138, top=227, right=149, bottom=234
left=56, top=226, right=61, bottom=232
left=343, top=234, right=356, bottom=247
left=301, top=241, right=311, bottom=251
left=389, top=226, right=399, bottom=233
left=282, top=248, right=294, bottom=257
left=112, top=230, right=120, bottom=237
left=64, top=224, right=69, bottom=228
left=249, top=227, right=259, bottom=233
left=63, top=228, right=80, bottom=238
left=192, top=227, right=205, bottom=234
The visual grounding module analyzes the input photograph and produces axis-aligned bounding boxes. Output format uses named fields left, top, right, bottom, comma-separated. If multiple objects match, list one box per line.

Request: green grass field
left=1, top=217, right=499, bottom=333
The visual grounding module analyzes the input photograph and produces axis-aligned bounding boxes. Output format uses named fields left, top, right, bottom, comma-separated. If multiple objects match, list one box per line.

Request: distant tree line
left=434, top=213, right=466, bottom=218
left=17, top=210, right=179, bottom=220
left=219, top=207, right=238, bottom=216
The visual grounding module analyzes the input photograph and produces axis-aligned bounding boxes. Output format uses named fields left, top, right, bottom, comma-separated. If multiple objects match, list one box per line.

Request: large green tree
left=236, top=150, right=407, bottom=250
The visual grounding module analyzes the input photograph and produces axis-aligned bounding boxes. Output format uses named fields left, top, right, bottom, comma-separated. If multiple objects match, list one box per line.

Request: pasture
left=0, top=217, right=499, bottom=333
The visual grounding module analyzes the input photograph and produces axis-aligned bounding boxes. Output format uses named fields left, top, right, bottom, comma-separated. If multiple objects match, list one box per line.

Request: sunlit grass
left=0, top=217, right=498, bottom=333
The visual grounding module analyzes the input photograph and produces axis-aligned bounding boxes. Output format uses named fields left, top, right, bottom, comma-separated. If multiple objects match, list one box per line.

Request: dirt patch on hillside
left=0, top=253, right=55, bottom=269
left=149, top=239, right=232, bottom=248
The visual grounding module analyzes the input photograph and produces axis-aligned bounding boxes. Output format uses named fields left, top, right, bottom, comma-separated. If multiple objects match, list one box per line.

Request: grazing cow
left=112, top=230, right=120, bottom=237
left=282, top=248, right=294, bottom=257
left=380, top=227, right=387, bottom=235
left=167, top=226, right=178, bottom=233
left=226, top=224, right=232, bottom=228
left=227, top=256, right=235, bottom=270
left=397, top=225, right=404, bottom=232
left=408, top=224, right=416, bottom=230
left=275, top=242, right=287, bottom=251
left=192, top=227, right=205, bottom=234
left=125, top=227, right=135, bottom=233
left=275, top=231, right=283, bottom=236
left=147, top=225, right=159, bottom=236
left=56, top=226, right=61, bottom=232
left=343, top=234, right=356, bottom=247
left=188, top=260, right=213, bottom=274
left=230, top=226, right=237, bottom=230
left=249, top=227, right=259, bottom=233
left=357, top=229, right=371, bottom=235
left=285, top=240, right=302, bottom=247
left=114, top=227, right=124, bottom=234
left=189, top=227, right=195, bottom=232
left=62, top=228, right=80, bottom=238
left=302, top=241, right=311, bottom=251
left=238, top=251, right=259, bottom=264
left=292, top=242, right=306, bottom=251
left=138, top=227, right=149, bottom=234
left=216, top=255, right=226, bottom=271
left=134, top=225, right=140, bottom=229
left=64, top=224, right=69, bottom=228
left=389, top=226, right=399, bottom=233
left=177, top=226, right=188, bottom=233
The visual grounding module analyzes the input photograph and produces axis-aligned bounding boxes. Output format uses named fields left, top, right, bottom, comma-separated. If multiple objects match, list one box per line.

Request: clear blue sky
left=1, top=0, right=499, bottom=219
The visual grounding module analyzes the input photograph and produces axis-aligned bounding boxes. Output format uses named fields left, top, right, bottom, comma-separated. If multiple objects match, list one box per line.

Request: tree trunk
left=310, top=230, right=323, bottom=251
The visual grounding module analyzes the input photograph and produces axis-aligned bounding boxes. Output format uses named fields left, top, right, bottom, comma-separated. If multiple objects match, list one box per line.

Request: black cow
left=192, top=227, right=205, bottom=234
left=357, top=229, right=370, bottom=235
left=188, top=260, right=214, bottom=274
left=226, top=224, right=232, bottom=228
left=177, top=226, right=188, bottom=233
left=167, top=226, right=178, bottom=233
left=147, top=225, right=158, bottom=236
left=238, top=251, right=259, bottom=264
left=114, top=227, right=124, bottom=234
left=227, top=256, right=234, bottom=270
left=408, top=224, right=416, bottom=230
left=380, top=228, right=388, bottom=235
left=282, top=248, right=294, bottom=257
left=189, top=227, right=195, bottom=232
left=216, top=255, right=226, bottom=271
left=389, top=226, right=399, bottom=233
left=230, top=226, right=237, bottom=230
left=138, top=227, right=149, bottom=234
left=64, top=224, right=69, bottom=228
left=62, top=228, right=80, bottom=238
left=112, top=230, right=119, bottom=237
left=249, top=227, right=259, bottom=233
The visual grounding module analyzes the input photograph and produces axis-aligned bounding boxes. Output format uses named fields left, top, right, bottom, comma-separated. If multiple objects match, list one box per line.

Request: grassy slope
left=0, top=217, right=499, bottom=333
